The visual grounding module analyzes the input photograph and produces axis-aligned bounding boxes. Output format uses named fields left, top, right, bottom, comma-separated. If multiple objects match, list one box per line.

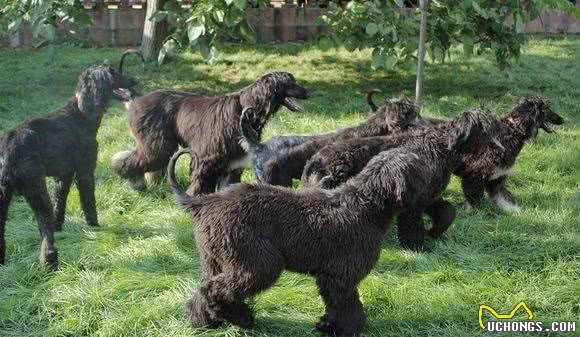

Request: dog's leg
left=53, top=174, right=73, bottom=231
left=0, top=187, right=13, bottom=265
left=216, top=169, right=243, bottom=191
left=425, top=198, right=456, bottom=239
left=461, top=176, right=485, bottom=210
left=75, top=173, right=98, bottom=227
left=197, top=238, right=284, bottom=329
left=22, top=178, right=58, bottom=270
left=485, top=177, right=520, bottom=213
left=316, top=276, right=366, bottom=337
left=144, top=167, right=166, bottom=186
left=396, top=209, right=426, bottom=251
left=187, top=161, right=223, bottom=195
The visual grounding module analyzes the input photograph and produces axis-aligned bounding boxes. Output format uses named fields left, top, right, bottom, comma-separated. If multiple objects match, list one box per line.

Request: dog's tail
left=366, top=89, right=382, bottom=113
left=118, top=49, right=145, bottom=74
left=167, top=148, right=203, bottom=211
left=238, top=106, right=260, bottom=152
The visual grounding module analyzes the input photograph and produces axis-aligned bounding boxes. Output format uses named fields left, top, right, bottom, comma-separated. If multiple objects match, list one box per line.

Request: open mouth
left=113, top=88, right=137, bottom=102
left=541, top=121, right=558, bottom=133
left=283, top=97, right=304, bottom=112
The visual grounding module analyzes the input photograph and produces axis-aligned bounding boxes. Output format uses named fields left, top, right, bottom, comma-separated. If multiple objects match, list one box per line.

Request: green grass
left=0, top=37, right=578, bottom=337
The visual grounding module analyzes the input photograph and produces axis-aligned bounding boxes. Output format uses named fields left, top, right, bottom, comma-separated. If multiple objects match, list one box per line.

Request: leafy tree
left=153, top=0, right=269, bottom=65
left=319, top=0, right=579, bottom=70
left=0, top=0, right=91, bottom=47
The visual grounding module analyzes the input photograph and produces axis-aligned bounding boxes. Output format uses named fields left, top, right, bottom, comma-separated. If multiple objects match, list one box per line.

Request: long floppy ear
left=76, top=70, right=97, bottom=119
left=75, top=66, right=113, bottom=121
left=447, top=109, right=479, bottom=150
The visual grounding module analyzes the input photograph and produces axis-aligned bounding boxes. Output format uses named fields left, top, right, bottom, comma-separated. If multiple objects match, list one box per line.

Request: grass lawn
left=0, top=37, right=578, bottom=337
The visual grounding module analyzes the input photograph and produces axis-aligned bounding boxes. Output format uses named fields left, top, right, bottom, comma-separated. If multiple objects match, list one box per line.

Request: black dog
left=0, top=65, right=137, bottom=269
left=302, top=109, right=500, bottom=250
left=242, top=95, right=421, bottom=186
left=456, top=96, right=564, bottom=212
left=112, top=72, right=309, bottom=194
left=168, top=146, right=431, bottom=336
left=239, top=89, right=384, bottom=182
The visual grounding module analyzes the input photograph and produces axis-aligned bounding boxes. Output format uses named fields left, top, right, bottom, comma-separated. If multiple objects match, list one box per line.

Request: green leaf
left=213, top=10, right=225, bottom=23
left=158, top=44, right=168, bottom=65
left=225, top=8, right=244, bottom=27
left=393, top=0, right=404, bottom=8
left=8, top=18, right=22, bottom=32
left=239, top=21, right=256, bottom=44
left=225, top=0, right=234, bottom=5
left=365, top=22, right=379, bottom=37
left=233, top=0, right=247, bottom=10
left=371, top=49, right=383, bottom=70
left=188, top=24, right=205, bottom=42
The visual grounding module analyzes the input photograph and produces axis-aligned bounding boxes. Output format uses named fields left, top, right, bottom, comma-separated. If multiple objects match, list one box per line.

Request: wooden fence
left=1, top=1, right=579, bottom=47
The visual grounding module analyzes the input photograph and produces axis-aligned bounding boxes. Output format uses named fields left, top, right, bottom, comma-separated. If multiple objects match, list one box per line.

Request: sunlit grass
left=0, top=36, right=578, bottom=337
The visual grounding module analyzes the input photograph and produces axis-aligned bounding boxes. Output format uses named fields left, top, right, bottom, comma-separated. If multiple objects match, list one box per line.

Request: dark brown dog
left=247, top=96, right=421, bottom=186
left=112, top=72, right=308, bottom=194
left=456, top=96, right=564, bottom=212
left=168, top=146, right=431, bottom=336
left=301, top=109, right=500, bottom=250
left=0, top=65, right=137, bottom=269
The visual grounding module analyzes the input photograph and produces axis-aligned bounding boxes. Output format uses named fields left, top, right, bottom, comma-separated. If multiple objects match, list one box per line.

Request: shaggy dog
left=167, top=146, right=432, bottom=336
left=302, top=109, right=500, bottom=250
left=112, top=72, right=309, bottom=193
left=456, top=96, right=563, bottom=212
left=242, top=95, right=421, bottom=186
left=239, top=89, right=384, bottom=182
left=0, top=65, right=137, bottom=269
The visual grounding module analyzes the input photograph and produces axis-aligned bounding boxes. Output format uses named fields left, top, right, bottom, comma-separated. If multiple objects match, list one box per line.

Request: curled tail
left=118, top=49, right=145, bottom=74
left=167, top=148, right=202, bottom=211
left=366, top=89, right=382, bottom=113
left=238, top=106, right=260, bottom=152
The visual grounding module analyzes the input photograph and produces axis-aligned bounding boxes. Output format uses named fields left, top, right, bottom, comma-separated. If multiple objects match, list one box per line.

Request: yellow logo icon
left=479, top=302, right=534, bottom=329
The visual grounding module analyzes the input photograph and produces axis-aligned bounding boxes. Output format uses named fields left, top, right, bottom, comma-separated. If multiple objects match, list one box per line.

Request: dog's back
left=0, top=101, right=93, bottom=185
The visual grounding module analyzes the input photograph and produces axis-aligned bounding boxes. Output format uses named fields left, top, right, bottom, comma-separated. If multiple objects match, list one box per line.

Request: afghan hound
left=168, top=146, right=431, bottom=336
left=0, top=64, right=137, bottom=269
left=112, top=72, right=309, bottom=193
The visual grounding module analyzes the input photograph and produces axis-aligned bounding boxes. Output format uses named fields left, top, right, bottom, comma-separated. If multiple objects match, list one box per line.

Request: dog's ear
left=448, top=109, right=497, bottom=150
left=76, top=65, right=114, bottom=121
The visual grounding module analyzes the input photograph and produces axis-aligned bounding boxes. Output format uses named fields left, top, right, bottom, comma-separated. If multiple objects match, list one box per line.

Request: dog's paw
left=128, top=176, right=147, bottom=191
left=225, top=302, right=255, bottom=329
left=316, top=319, right=336, bottom=334
left=39, top=249, right=58, bottom=271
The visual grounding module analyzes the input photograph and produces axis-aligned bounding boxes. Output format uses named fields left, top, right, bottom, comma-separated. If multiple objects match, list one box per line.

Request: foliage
left=0, top=0, right=92, bottom=47
left=154, top=0, right=268, bottom=65
left=320, top=0, right=579, bottom=70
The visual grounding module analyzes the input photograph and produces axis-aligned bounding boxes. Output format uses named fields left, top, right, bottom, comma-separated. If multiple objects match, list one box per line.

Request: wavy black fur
left=0, top=65, right=137, bottom=269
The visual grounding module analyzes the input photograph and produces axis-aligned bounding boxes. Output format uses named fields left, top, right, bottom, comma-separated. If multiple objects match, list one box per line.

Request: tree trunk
left=141, top=0, right=168, bottom=62
left=415, top=0, right=429, bottom=111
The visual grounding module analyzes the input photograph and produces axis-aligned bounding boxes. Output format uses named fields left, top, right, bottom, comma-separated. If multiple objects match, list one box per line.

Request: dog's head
left=369, top=96, right=421, bottom=131
left=508, top=96, right=564, bottom=137
left=255, top=72, right=309, bottom=112
left=447, top=108, right=500, bottom=151
left=75, top=64, right=137, bottom=120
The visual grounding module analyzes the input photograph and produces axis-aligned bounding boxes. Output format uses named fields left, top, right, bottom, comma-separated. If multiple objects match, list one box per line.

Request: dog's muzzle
left=283, top=97, right=304, bottom=112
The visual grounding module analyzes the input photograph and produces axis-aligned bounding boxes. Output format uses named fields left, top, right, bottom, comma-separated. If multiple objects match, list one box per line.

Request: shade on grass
left=0, top=37, right=578, bottom=337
